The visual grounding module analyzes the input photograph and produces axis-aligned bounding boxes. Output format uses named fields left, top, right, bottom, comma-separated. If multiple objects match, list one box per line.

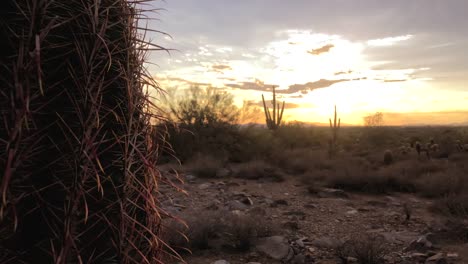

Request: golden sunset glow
left=151, top=1, right=468, bottom=125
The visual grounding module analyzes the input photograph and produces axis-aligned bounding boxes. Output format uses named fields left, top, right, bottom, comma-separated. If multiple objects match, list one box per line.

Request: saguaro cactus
left=0, top=1, right=166, bottom=263
left=329, top=105, right=341, bottom=156
left=262, top=85, right=285, bottom=130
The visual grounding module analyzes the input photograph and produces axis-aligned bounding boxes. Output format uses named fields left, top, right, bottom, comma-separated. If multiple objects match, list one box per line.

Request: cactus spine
left=329, top=105, right=341, bottom=156
left=262, top=85, right=285, bottom=130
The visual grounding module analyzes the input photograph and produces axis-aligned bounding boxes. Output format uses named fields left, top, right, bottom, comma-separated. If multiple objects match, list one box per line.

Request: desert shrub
left=337, top=234, right=389, bottom=264
left=161, top=86, right=248, bottom=162
left=163, top=211, right=276, bottom=254
left=274, top=122, right=325, bottom=149
left=431, top=194, right=468, bottom=218
left=274, top=148, right=319, bottom=174
left=324, top=157, right=388, bottom=193
left=184, top=154, right=225, bottom=178
left=383, top=150, right=394, bottom=165
left=232, top=160, right=285, bottom=181
left=231, top=126, right=280, bottom=162
left=416, top=169, right=466, bottom=198
left=164, top=122, right=242, bottom=162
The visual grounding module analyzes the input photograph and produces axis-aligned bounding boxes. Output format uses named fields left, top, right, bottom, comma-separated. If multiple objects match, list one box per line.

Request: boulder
left=211, top=260, right=230, bottom=264
left=310, top=237, right=343, bottom=249
left=425, top=253, right=447, bottom=264
left=255, top=236, right=292, bottom=260
left=317, top=188, right=349, bottom=198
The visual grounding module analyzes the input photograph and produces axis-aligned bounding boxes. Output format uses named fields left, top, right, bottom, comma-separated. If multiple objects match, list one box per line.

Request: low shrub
left=232, top=160, right=285, bottom=181
left=336, top=234, right=389, bottom=264
left=184, top=154, right=224, bottom=178
left=162, top=210, right=276, bottom=255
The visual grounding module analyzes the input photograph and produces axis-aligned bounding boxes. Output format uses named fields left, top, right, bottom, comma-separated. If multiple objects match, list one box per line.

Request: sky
left=147, top=0, right=468, bottom=125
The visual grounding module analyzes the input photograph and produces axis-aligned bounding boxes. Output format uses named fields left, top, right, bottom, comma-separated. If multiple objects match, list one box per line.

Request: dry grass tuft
left=184, top=154, right=225, bottom=178
left=233, top=160, right=285, bottom=181
left=336, top=234, right=389, bottom=264
left=162, top=210, right=276, bottom=255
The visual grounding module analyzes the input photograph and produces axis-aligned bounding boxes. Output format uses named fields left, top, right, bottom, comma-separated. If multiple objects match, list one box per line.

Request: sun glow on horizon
left=153, top=30, right=468, bottom=125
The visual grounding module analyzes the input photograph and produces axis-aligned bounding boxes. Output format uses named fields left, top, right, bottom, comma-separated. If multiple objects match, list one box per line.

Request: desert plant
left=184, top=154, right=225, bottom=178
left=165, top=86, right=240, bottom=127
left=262, top=85, right=285, bottom=130
left=0, top=1, right=169, bottom=263
left=328, top=105, right=341, bottom=156
left=383, top=149, right=394, bottom=165
left=337, top=234, right=388, bottom=264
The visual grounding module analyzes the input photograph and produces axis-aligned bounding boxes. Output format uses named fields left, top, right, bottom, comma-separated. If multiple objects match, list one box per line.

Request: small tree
left=165, top=86, right=240, bottom=127
left=363, top=112, right=392, bottom=146
left=364, top=112, right=384, bottom=127
left=161, top=86, right=241, bottom=161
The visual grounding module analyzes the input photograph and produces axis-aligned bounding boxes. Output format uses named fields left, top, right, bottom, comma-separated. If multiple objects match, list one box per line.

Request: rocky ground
left=159, top=169, right=468, bottom=264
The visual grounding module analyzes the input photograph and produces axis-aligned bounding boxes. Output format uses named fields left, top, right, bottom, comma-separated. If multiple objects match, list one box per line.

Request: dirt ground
left=159, top=171, right=468, bottom=264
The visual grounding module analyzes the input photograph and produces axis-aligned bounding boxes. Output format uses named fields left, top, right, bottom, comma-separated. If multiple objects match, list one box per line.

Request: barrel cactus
left=0, top=0, right=166, bottom=263
left=383, top=149, right=394, bottom=165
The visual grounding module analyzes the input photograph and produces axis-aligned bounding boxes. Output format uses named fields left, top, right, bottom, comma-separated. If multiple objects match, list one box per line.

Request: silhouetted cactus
left=262, top=86, right=285, bottom=130
left=383, top=150, right=394, bottom=165
left=0, top=1, right=168, bottom=263
left=328, top=105, right=341, bottom=156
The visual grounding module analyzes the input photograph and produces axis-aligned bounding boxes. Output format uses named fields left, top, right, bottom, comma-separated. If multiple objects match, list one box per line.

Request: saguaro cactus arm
left=262, top=85, right=285, bottom=130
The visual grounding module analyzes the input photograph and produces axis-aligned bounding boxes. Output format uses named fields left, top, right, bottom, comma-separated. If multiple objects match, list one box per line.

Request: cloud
left=367, top=35, right=413, bottom=47
left=248, top=100, right=301, bottom=109
left=211, top=64, right=232, bottom=73
left=285, top=79, right=349, bottom=94
left=383, top=79, right=408, bottom=83
left=225, top=81, right=274, bottom=92
left=161, top=76, right=212, bottom=87
left=307, top=44, right=335, bottom=55
left=334, top=70, right=353, bottom=75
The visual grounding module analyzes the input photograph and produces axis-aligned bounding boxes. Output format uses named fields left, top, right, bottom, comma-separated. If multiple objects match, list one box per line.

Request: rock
left=310, top=237, right=342, bottom=249
left=271, top=199, right=289, bottom=207
left=379, top=231, right=420, bottom=245
left=291, top=254, right=306, bottom=264
left=216, top=168, right=231, bottom=178
left=447, top=252, right=459, bottom=259
left=227, top=200, right=249, bottom=211
left=198, top=183, right=212, bottom=190
left=255, top=236, right=292, bottom=260
left=406, top=235, right=434, bottom=252
left=409, top=252, right=428, bottom=262
left=211, top=260, right=230, bottom=264
left=303, top=203, right=318, bottom=209
left=345, top=209, right=358, bottom=215
left=241, top=197, right=254, bottom=206
left=367, top=200, right=387, bottom=207
left=283, top=210, right=306, bottom=220
left=283, top=221, right=299, bottom=230
left=185, top=174, right=196, bottom=182
left=246, top=262, right=262, bottom=264
left=317, top=188, right=349, bottom=198
left=425, top=253, right=447, bottom=264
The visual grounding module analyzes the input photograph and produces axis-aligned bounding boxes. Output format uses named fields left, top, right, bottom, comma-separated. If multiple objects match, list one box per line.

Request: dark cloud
left=226, top=79, right=349, bottom=94
left=286, top=79, right=349, bottom=94
left=308, top=44, right=335, bottom=55
left=225, top=81, right=277, bottom=92
left=212, top=64, right=232, bottom=72
left=335, top=70, right=353, bottom=75
left=247, top=100, right=301, bottom=109
left=383, top=79, right=408, bottom=82
left=165, top=76, right=211, bottom=86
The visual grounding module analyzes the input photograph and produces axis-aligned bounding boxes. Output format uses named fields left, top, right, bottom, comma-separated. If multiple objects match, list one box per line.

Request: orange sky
left=148, top=1, right=468, bottom=125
